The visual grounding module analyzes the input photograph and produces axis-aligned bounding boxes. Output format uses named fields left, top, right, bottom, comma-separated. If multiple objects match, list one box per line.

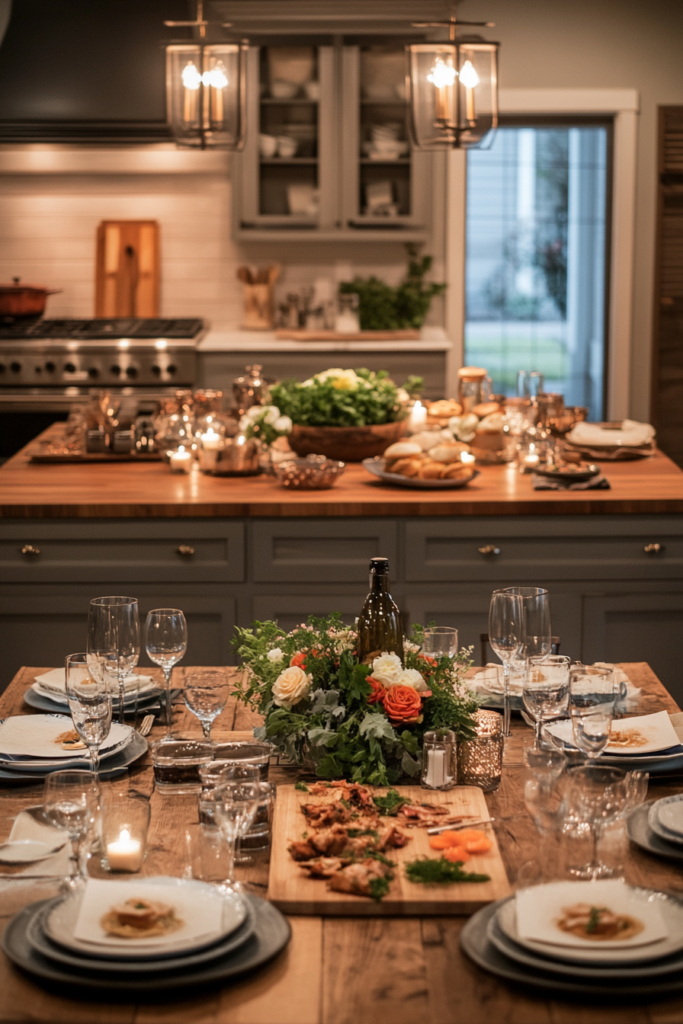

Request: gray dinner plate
left=648, top=796, right=683, bottom=845
left=23, top=688, right=167, bottom=717
left=486, top=902, right=683, bottom=979
left=2, top=894, right=290, bottom=996
left=0, top=730, right=147, bottom=782
left=362, top=458, right=480, bottom=489
left=460, top=901, right=683, bottom=999
left=628, top=803, right=683, bottom=862
left=27, top=896, right=256, bottom=974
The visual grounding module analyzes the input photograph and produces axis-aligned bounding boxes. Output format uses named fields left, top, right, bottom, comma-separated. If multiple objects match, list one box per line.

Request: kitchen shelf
left=259, top=158, right=318, bottom=165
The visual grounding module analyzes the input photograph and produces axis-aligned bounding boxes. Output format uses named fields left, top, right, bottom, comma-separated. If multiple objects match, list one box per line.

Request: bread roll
left=472, top=401, right=501, bottom=419
left=427, top=399, right=462, bottom=418
left=442, top=463, right=473, bottom=479
left=388, top=456, right=422, bottom=477
left=383, top=441, right=421, bottom=459
left=430, top=442, right=470, bottom=464
left=409, top=430, right=444, bottom=451
left=418, top=461, right=446, bottom=479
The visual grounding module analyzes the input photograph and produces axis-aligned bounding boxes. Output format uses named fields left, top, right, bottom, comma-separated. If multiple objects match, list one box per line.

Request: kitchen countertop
left=2, top=430, right=683, bottom=519
left=198, top=325, right=452, bottom=352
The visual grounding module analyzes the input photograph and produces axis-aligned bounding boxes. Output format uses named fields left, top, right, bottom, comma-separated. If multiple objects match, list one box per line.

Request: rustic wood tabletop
left=1, top=663, right=682, bottom=1024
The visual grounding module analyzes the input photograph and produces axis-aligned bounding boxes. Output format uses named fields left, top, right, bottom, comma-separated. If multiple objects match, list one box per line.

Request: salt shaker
left=421, top=729, right=456, bottom=790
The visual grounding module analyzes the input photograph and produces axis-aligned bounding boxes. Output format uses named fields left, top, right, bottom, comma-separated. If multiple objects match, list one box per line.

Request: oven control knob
left=125, top=366, right=138, bottom=379
left=10, top=361, right=21, bottom=373
left=167, top=364, right=177, bottom=375
left=110, top=365, right=122, bottom=376
left=88, top=367, right=99, bottom=379
left=151, top=364, right=162, bottom=376
left=64, top=361, right=76, bottom=374
left=45, top=361, right=56, bottom=373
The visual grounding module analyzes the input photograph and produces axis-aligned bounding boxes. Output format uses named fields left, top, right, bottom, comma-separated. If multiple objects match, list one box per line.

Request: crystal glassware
left=523, top=654, right=570, bottom=747
left=145, top=608, right=188, bottom=736
left=488, top=590, right=525, bottom=737
left=565, top=764, right=627, bottom=879
left=421, top=626, right=458, bottom=661
left=65, top=652, right=113, bottom=776
left=569, top=663, right=616, bottom=759
left=87, top=596, right=140, bottom=725
left=43, top=769, right=99, bottom=891
left=213, top=779, right=261, bottom=893
left=184, top=669, right=230, bottom=742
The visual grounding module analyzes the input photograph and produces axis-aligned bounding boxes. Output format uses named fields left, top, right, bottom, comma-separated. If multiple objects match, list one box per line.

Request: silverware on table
left=427, top=818, right=495, bottom=835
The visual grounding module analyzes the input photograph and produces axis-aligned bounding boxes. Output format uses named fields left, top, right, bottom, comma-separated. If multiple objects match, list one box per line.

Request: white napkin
left=0, top=715, right=132, bottom=761
left=35, top=668, right=154, bottom=697
left=566, top=419, right=655, bottom=448
left=74, top=878, right=225, bottom=949
left=2, top=808, right=72, bottom=878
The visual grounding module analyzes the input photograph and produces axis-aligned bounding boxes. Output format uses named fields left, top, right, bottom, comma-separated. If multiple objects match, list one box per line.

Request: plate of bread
left=362, top=440, right=479, bottom=489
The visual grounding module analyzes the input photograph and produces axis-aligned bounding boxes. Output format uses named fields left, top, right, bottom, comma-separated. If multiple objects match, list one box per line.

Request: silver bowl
left=272, top=454, right=345, bottom=490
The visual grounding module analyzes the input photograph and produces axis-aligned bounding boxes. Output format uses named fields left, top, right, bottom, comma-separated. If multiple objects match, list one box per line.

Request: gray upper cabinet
left=234, top=43, right=431, bottom=242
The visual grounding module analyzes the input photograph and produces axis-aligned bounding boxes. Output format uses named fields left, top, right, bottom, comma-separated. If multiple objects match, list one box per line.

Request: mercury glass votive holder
left=457, top=710, right=504, bottom=792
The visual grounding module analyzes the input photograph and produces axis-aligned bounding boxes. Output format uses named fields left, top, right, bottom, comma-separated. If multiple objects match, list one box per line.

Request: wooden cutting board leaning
left=95, top=220, right=160, bottom=317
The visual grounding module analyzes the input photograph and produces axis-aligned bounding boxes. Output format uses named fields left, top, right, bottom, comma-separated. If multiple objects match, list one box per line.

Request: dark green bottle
left=357, top=557, right=404, bottom=665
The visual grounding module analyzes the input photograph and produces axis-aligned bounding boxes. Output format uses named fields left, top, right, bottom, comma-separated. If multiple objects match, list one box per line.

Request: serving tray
left=362, top=458, right=480, bottom=490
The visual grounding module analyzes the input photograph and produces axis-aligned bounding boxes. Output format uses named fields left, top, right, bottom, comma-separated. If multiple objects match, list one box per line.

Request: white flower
left=272, top=665, right=312, bottom=709
left=267, top=647, right=284, bottom=663
left=403, top=640, right=420, bottom=653
left=315, top=368, right=360, bottom=391
left=273, top=415, right=292, bottom=434
left=397, top=668, right=429, bottom=692
left=396, top=387, right=409, bottom=404
left=371, top=652, right=403, bottom=687
left=262, top=405, right=281, bottom=425
left=246, top=405, right=265, bottom=420
left=302, top=378, right=314, bottom=387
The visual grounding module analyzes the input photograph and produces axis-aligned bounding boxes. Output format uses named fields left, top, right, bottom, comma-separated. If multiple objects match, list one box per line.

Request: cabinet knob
left=478, top=544, right=501, bottom=557
left=644, top=542, right=665, bottom=555
left=176, top=544, right=195, bottom=557
left=20, top=544, right=40, bottom=557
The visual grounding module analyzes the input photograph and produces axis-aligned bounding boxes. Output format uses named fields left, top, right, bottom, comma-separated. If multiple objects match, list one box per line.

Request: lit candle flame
left=427, top=58, right=457, bottom=90
left=459, top=60, right=480, bottom=89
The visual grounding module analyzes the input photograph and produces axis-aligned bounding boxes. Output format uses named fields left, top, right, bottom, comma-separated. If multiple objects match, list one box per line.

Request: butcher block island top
left=2, top=428, right=683, bottom=519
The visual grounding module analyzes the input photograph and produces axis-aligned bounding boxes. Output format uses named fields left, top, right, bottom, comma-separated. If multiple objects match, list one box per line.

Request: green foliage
left=339, top=245, right=446, bottom=330
left=371, top=788, right=411, bottom=816
left=270, top=367, right=407, bottom=428
left=405, top=857, right=491, bottom=885
left=369, top=875, right=392, bottom=901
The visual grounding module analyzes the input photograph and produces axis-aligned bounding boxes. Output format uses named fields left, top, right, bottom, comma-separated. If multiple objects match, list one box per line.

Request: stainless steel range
left=0, top=317, right=205, bottom=457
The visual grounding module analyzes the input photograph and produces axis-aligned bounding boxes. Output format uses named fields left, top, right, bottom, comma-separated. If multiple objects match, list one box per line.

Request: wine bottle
left=357, top=557, right=404, bottom=665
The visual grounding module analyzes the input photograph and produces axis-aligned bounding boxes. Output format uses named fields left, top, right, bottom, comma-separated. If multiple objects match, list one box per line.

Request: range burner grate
left=0, top=318, right=205, bottom=340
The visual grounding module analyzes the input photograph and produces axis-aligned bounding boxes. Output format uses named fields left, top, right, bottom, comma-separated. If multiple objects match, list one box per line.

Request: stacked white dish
left=27, top=669, right=164, bottom=718
left=628, top=795, right=683, bottom=862
left=461, top=879, right=683, bottom=998
left=0, top=714, right=147, bottom=780
left=545, top=710, right=683, bottom=775
left=1, top=877, right=290, bottom=994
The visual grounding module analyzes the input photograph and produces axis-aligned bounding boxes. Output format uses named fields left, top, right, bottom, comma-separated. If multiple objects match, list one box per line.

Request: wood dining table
left=1, top=663, right=683, bottom=1024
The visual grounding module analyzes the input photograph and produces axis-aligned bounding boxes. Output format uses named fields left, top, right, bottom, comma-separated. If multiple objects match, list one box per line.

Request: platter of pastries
left=362, top=440, right=479, bottom=489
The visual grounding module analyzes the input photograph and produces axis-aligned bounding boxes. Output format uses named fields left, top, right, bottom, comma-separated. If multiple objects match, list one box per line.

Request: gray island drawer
left=252, top=520, right=398, bottom=583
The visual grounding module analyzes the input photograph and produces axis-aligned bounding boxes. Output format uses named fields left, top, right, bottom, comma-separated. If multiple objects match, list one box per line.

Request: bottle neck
left=369, top=571, right=389, bottom=593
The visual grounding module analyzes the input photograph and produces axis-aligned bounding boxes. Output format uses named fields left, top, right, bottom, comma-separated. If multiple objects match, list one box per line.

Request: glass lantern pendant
left=165, top=3, right=247, bottom=150
left=408, top=14, right=499, bottom=150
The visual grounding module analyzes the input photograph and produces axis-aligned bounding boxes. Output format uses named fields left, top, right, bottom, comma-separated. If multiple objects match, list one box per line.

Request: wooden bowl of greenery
left=289, top=421, right=406, bottom=462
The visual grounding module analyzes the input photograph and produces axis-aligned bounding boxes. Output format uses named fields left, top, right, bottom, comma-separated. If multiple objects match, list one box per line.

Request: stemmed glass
left=87, top=596, right=140, bottom=725
left=422, top=627, right=458, bottom=661
left=43, top=769, right=99, bottom=891
left=488, top=590, right=525, bottom=737
left=65, top=652, right=113, bottom=776
left=145, top=609, right=188, bottom=736
left=503, top=587, right=552, bottom=664
left=565, top=764, right=627, bottom=879
left=184, top=670, right=230, bottom=742
left=213, top=779, right=261, bottom=894
left=569, top=663, right=616, bottom=760
left=523, top=654, right=570, bottom=748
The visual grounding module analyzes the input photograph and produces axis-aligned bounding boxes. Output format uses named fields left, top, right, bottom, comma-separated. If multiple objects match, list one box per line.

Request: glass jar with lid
left=153, top=391, right=195, bottom=460
left=457, top=367, right=490, bottom=413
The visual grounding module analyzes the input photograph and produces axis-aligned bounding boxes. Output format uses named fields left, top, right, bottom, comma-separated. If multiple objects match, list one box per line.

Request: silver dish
left=273, top=455, right=345, bottom=490
left=0, top=729, right=147, bottom=782
left=2, top=894, right=290, bottom=994
left=533, top=463, right=600, bottom=481
left=627, top=803, right=683, bottom=862
left=362, top=457, right=479, bottom=489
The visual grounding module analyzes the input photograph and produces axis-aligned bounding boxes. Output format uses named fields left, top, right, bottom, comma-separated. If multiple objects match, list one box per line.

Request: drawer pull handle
left=176, top=545, right=196, bottom=557
left=644, top=542, right=665, bottom=555
left=20, top=544, right=40, bottom=557
left=478, top=544, right=501, bottom=557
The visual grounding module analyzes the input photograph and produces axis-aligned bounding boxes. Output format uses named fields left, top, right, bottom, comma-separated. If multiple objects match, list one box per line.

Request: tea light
left=408, top=400, right=427, bottom=433
left=170, top=446, right=192, bottom=473
left=199, top=429, right=222, bottom=472
left=457, top=710, right=504, bottom=792
left=460, top=451, right=476, bottom=465
left=106, top=828, right=143, bottom=872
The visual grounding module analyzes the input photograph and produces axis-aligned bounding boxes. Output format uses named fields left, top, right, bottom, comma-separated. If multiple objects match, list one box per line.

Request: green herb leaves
left=405, top=857, right=491, bottom=885
left=371, top=789, right=411, bottom=816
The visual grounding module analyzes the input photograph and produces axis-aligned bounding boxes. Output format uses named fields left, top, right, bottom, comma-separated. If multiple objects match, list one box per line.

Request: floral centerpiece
left=232, top=614, right=477, bottom=785
left=239, top=404, right=293, bottom=469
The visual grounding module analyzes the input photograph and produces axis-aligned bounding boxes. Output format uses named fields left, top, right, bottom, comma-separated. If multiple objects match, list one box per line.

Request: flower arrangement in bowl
left=239, top=404, right=293, bottom=470
left=232, top=614, right=477, bottom=785
left=270, top=368, right=423, bottom=462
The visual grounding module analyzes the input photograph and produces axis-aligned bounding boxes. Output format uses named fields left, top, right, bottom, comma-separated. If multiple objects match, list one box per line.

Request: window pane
left=465, top=126, right=608, bottom=418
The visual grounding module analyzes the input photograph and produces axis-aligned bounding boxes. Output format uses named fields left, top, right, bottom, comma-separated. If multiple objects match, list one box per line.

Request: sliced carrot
left=454, top=828, right=488, bottom=844
left=429, top=830, right=465, bottom=850
left=464, top=836, right=493, bottom=854
left=443, top=846, right=471, bottom=863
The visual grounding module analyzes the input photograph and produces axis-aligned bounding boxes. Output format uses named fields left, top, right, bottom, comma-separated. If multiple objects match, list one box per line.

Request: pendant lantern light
left=165, top=2, right=247, bottom=150
left=407, top=13, right=499, bottom=150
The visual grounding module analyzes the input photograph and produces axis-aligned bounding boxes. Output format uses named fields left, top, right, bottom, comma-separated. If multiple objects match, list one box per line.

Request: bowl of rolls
left=362, top=436, right=478, bottom=489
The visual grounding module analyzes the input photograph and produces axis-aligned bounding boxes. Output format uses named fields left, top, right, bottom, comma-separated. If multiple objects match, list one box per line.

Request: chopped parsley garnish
left=367, top=850, right=396, bottom=868
left=372, top=789, right=411, bottom=816
left=346, top=828, right=379, bottom=840
left=295, top=781, right=309, bottom=792
left=405, top=857, right=490, bottom=885
left=340, top=798, right=351, bottom=810
left=369, top=876, right=392, bottom=902
left=587, top=907, right=605, bottom=934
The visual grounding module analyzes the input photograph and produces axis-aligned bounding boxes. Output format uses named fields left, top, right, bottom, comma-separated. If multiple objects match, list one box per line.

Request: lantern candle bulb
left=459, top=60, right=480, bottom=123
left=427, top=58, right=456, bottom=122
left=106, top=828, right=143, bottom=872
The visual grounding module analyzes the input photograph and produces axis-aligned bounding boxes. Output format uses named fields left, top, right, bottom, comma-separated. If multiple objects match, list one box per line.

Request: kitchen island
left=1, top=433, right=683, bottom=696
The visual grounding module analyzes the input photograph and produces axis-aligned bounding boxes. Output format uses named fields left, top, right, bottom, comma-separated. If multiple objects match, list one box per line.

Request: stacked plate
left=461, top=879, right=683, bottom=998
left=628, top=795, right=683, bottom=861
left=1, top=876, right=290, bottom=995
left=27, top=669, right=165, bottom=717
left=0, top=714, right=147, bottom=781
left=545, top=710, right=683, bottom=775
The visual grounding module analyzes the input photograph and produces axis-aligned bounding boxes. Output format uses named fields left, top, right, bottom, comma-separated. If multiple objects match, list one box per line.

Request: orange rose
left=419, top=655, right=438, bottom=669
left=290, top=652, right=307, bottom=668
left=382, top=684, right=423, bottom=724
left=366, top=675, right=386, bottom=705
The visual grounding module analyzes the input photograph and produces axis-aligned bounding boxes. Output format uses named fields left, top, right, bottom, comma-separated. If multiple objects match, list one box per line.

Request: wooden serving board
left=267, top=784, right=511, bottom=916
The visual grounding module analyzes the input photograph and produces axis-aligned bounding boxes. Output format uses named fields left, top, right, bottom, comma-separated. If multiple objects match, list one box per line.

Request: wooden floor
left=1, top=663, right=683, bottom=1023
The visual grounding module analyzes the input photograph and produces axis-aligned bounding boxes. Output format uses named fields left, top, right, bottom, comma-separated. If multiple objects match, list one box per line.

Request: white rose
left=262, top=406, right=280, bottom=425
left=267, top=647, right=284, bottom=663
left=247, top=405, right=265, bottom=420
left=238, top=415, right=251, bottom=433
left=272, top=665, right=312, bottom=709
left=397, top=668, right=429, bottom=692
left=371, top=653, right=403, bottom=687
left=274, top=415, right=292, bottom=433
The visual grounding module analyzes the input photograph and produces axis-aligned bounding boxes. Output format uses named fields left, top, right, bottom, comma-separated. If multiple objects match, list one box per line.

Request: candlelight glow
left=427, top=58, right=457, bottom=90
left=182, top=61, right=202, bottom=90
left=459, top=60, right=480, bottom=89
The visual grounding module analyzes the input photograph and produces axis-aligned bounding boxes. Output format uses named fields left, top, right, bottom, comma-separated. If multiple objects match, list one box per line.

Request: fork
left=136, top=714, right=155, bottom=737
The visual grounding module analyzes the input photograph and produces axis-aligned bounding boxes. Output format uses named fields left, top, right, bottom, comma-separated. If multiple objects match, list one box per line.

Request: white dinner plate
left=649, top=798, right=683, bottom=846
left=546, top=711, right=682, bottom=757
left=654, top=795, right=683, bottom=837
left=0, top=840, right=59, bottom=864
left=0, top=715, right=132, bottom=765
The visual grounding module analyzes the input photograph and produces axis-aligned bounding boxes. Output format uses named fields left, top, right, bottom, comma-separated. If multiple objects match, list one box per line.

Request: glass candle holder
left=421, top=729, right=457, bottom=790
left=152, top=737, right=214, bottom=794
left=211, top=741, right=273, bottom=781
left=100, top=790, right=150, bottom=873
left=457, top=710, right=504, bottom=792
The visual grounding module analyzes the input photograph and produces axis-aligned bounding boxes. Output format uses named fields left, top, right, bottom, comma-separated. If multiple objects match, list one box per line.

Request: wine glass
left=565, top=764, right=627, bottom=879
left=145, top=608, right=188, bottom=736
left=43, top=769, right=99, bottom=891
left=65, top=652, right=113, bottom=776
left=88, top=596, right=140, bottom=725
left=488, top=590, right=525, bottom=738
left=184, top=670, right=230, bottom=742
left=523, top=654, right=570, bottom=748
left=569, top=663, right=616, bottom=760
left=503, top=587, right=551, bottom=664
left=421, top=627, right=458, bottom=661
left=213, top=779, right=261, bottom=894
